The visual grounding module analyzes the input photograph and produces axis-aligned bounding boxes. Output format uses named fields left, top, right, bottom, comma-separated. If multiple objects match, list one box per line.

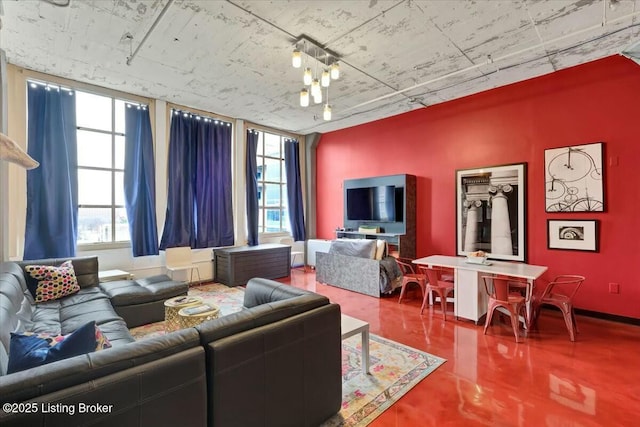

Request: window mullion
left=280, top=136, right=284, bottom=230
left=111, top=97, right=116, bottom=242
left=260, top=154, right=265, bottom=233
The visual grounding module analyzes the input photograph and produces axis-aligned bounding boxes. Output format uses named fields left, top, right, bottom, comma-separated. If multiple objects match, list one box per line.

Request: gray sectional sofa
left=0, top=256, right=341, bottom=427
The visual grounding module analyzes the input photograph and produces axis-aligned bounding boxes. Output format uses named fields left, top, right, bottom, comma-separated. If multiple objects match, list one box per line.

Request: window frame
left=255, top=130, right=290, bottom=235
left=75, top=92, right=129, bottom=249
left=27, top=78, right=151, bottom=250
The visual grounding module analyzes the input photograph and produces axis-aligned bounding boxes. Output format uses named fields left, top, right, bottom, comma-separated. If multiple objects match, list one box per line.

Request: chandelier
left=290, top=35, right=340, bottom=121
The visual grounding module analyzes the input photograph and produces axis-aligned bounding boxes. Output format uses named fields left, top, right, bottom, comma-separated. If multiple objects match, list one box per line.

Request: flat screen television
left=346, top=185, right=397, bottom=222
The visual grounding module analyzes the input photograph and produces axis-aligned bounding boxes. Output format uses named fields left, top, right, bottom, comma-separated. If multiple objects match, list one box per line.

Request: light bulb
left=330, top=62, right=340, bottom=80
left=323, top=104, right=332, bottom=121
left=300, top=88, right=309, bottom=107
left=313, top=91, right=322, bottom=104
left=303, top=68, right=312, bottom=85
left=321, top=69, right=330, bottom=87
left=292, top=49, right=302, bottom=68
left=311, top=78, right=321, bottom=96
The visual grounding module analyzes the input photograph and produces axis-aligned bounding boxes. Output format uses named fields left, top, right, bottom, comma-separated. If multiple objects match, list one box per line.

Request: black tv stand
left=341, top=174, right=416, bottom=259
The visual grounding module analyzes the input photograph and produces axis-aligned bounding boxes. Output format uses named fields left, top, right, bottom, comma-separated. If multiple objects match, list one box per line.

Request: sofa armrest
left=196, top=293, right=329, bottom=344
left=329, top=239, right=377, bottom=259
left=243, top=277, right=328, bottom=307
left=0, top=328, right=200, bottom=403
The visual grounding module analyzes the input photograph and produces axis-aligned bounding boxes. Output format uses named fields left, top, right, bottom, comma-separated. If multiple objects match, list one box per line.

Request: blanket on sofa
left=380, top=256, right=402, bottom=294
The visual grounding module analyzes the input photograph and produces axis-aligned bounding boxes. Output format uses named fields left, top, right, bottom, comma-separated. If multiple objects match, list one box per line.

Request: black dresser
left=212, top=243, right=291, bottom=286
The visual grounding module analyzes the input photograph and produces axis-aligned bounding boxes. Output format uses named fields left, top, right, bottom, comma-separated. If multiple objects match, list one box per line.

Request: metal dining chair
left=531, top=275, right=585, bottom=341
left=495, top=274, right=533, bottom=328
left=420, top=266, right=455, bottom=320
left=395, top=258, right=426, bottom=303
left=482, top=276, right=529, bottom=343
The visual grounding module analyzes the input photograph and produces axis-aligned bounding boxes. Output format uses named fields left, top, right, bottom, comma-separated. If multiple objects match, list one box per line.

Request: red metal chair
left=531, top=275, right=585, bottom=342
left=395, top=258, right=426, bottom=304
left=482, top=276, right=529, bottom=343
left=420, top=266, right=454, bottom=320
left=495, top=274, right=533, bottom=328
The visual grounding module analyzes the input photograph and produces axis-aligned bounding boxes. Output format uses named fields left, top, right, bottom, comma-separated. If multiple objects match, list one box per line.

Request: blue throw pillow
left=7, top=321, right=98, bottom=374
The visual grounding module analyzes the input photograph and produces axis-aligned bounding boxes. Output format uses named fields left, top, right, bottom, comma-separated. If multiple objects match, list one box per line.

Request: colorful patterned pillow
left=7, top=321, right=98, bottom=374
left=24, top=260, right=80, bottom=303
left=21, top=324, right=112, bottom=352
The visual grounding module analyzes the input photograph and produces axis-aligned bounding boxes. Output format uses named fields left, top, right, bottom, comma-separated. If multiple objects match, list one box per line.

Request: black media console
left=341, top=174, right=416, bottom=259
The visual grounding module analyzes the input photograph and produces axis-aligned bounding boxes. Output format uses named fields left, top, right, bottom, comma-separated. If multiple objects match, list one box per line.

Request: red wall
left=316, top=55, right=640, bottom=319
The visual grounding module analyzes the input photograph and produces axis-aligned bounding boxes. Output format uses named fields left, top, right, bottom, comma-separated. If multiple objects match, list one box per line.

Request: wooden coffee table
left=341, top=314, right=370, bottom=374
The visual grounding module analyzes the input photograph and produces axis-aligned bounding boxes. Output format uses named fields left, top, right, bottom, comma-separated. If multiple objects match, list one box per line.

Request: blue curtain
left=24, top=85, right=78, bottom=260
left=160, top=113, right=196, bottom=249
left=160, top=112, right=234, bottom=249
left=245, top=130, right=259, bottom=246
left=124, top=105, right=159, bottom=257
left=284, top=139, right=306, bottom=241
left=194, top=120, right=234, bottom=248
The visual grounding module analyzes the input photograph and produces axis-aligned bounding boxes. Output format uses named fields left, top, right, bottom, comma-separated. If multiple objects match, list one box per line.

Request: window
left=255, top=131, right=290, bottom=233
left=27, top=80, right=152, bottom=247
left=75, top=91, right=130, bottom=245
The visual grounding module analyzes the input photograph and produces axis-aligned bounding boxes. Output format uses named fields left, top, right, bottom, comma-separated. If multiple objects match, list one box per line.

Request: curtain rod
left=171, top=108, right=232, bottom=126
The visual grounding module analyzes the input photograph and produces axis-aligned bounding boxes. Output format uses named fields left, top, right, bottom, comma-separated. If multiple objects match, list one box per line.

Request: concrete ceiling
left=2, top=0, right=640, bottom=135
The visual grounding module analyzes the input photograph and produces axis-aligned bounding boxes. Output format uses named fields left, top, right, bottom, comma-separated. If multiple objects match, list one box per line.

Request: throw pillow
left=375, top=240, right=387, bottom=260
left=7, top=321, right=98, bottom=374
left=21, top=324, right=112, bottom=352
left=24, top=260, right=80, bottom=303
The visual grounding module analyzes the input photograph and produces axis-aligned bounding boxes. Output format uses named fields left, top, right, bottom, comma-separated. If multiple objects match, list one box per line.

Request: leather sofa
left=197, top=277, right=342, bottom=427
left=0, top=257, right=341, bottom=427
left=0, top=257, right=207, bottom=427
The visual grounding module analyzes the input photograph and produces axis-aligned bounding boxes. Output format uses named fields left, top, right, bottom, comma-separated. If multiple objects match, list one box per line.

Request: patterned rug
left=130, top=284, right=446, bottom=426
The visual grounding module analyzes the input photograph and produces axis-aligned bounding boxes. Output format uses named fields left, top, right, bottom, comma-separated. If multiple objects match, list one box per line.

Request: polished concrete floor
left=282, top=269, right=639, bottom=427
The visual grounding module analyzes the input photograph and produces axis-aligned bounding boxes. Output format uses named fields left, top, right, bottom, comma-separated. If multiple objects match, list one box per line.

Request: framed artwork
left=456, top=163, right=527, bottom=262
left=544, top=142, right=604, bottom=212
left=547, top=219, right=599, bottom=252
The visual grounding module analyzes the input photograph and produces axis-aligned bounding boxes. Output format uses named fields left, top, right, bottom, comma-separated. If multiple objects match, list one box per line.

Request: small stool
left=164, top=296, right=203, bottom=332
left=178, top=305, right=220, bottom=328
left=99, top=275, right=188, bottom=328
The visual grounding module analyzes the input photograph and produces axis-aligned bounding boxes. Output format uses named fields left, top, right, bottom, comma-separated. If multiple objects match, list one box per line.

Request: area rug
left=130, top=284, right=446, bottom=426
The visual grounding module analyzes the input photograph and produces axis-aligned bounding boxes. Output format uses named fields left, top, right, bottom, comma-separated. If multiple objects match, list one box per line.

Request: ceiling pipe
left=126, top=0, right=174, bottom=66
left=341, top=8, right=640, bottom=114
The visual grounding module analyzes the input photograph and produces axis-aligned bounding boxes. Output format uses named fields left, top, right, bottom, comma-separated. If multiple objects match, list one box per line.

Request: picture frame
left=547, top=219, right=599, bottom=252
left=544, top=142, right=604, bottom=212
left=456, top=163, right=527, bottom=262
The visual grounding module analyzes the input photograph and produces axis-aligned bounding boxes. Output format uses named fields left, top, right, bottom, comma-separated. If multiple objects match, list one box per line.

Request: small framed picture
left=547, top=219, right=599, bottom=252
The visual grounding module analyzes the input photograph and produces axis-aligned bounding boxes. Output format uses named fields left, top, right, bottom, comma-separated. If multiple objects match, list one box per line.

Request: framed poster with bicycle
left=544, top=142, right=604, bottom=212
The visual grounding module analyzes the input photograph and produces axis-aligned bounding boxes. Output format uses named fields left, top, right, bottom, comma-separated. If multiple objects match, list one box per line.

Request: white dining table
left=413, top=255, right=548, bottom=324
